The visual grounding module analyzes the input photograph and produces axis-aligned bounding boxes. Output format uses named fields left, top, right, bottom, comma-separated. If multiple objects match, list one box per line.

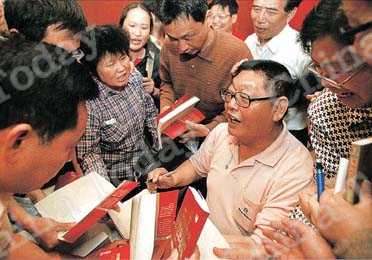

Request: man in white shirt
left=245, top=0, right=310, bottom=144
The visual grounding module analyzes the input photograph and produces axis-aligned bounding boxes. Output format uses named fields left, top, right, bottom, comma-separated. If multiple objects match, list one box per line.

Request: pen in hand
left=316, top=160, right=325, bottom=201
left=146, top=170, right=175, bottom=193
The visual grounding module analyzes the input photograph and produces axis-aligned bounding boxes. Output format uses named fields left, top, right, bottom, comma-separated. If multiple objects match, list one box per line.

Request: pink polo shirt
left=189, top=123, right=313, bottom=241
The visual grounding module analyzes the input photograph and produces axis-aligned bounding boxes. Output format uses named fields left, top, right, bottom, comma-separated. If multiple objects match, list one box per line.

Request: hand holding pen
left=146, top=168, right=177, bottom=192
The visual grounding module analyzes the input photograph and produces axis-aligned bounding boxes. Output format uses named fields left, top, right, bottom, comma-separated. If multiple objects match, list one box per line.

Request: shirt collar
left=94, top=77, right=124, bottom=99
left=230, top=123, right=290, bottom=168
left=197, top=29, right=217, bottom=62
left=255, top=24, right=291, bottom=55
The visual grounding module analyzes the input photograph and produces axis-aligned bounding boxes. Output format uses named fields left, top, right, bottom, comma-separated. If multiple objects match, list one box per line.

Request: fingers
left=261, top=238, right=285, bottom=259
left=213, top=246, right=266, bottom=259
left=147, top=168, right=175, bottom=189
left=112, top=203, right=121, bottom=212
left=213, top=247, right=244, bottom=259
left=262, top=229, right=297, bottom=249
left=56, top=222, right=75, bottom=232
left=224, top=234, right=257, bottom=247
left=147, top=168, right=168, bottom=183
left=231, top=59, right=250, bottom=76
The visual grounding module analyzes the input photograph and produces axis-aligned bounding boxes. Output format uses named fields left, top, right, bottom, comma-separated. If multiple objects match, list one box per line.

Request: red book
left=156, top=190, right=179, bottom=239
left=172, top=187, right=209, bottom=259
left=157, top=95, right=205, bottom=139
left=62, top=181, right=138, bottom=243
left=99, top=244, right=130, bottom=260
left=152, top=190, right=179, bottom=259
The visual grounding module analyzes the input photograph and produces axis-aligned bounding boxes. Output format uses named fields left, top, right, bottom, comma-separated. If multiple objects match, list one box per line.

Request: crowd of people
left=0, top=0, right=370, bottom=259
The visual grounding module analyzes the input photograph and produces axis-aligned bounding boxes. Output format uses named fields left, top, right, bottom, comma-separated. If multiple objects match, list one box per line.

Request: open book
left=157, top=95, right=205, bottom=140
left=346, top=137, right=372, bottom=204
left=35, top=173, right=138, bottom=255
left=128, top=187, right=229, bottom=260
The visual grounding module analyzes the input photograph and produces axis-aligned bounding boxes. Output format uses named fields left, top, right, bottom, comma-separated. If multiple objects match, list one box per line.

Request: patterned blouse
left=308, top=89, right=372, bottom=183
left=290, top=89, right=372, bottom=222
left=77, top=69, right=159, bottom=186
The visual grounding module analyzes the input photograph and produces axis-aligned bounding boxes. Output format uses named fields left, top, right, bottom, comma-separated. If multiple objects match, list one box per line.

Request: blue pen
left=316, top=160, right=325, bottom=201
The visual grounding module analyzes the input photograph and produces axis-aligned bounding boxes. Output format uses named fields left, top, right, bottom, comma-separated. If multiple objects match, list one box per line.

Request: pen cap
left=316, top=160, right=323, bottom=169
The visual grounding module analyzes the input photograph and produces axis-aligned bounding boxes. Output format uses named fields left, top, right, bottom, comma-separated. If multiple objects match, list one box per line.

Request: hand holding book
left=179, top=121, right=210, bottom=144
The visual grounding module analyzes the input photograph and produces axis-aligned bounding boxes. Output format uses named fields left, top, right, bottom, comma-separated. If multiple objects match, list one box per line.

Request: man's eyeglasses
left=308, top=62, right=367, bottom=90
left=220, top=89, right=278, bottom=108
left=340, top=21, right=372, bottom=41
left=209, top=13, right=230, bottom=20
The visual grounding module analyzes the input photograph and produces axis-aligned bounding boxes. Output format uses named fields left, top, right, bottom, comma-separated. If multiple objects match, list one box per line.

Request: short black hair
left=233, top=60, right=294, bottom=100
left=80, top=25, right=130, bottom=76
left=4, top=0, right=87, bottom=42
left=300, top=0, right=353, bottom=55
left=142, top=0, right=162, bottom=18
left=119, top=3, right=153, bottom=32
left=208, top=0, right=239, bottom=15
left=159, top=0, right=208, bottom=25
left=284, top=0, right=302, bottom=12
left=0, top=34, right=98, bottom=142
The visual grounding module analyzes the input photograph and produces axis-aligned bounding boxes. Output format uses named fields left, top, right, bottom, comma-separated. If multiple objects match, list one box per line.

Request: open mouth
left=228, top=113, right=241, bottom=124
left=117, top=74, right=128, bottom=82
left=255, top=26, right=266, bottom=33
left=131, top=39, right=142, bottom=45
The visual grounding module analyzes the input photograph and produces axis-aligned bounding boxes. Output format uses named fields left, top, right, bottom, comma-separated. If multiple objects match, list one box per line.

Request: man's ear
left=3, top=124, right=32, bottom=162
left=286, top=7, right=297, bottom=23
left=231, top=14, right=238, bottom=24
left=272, top=97, right=288, bottom=122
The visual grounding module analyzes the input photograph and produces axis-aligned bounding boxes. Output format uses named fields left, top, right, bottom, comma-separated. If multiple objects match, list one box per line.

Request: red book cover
left=62, top=181, right=138, bottom=243
left=152, top=190, right=179, bottom=259
left=99, top=244, right=130, bottom=260
left=172, top=188, right=209, bottom=259
left=156, top=190, right=179, bottom=239
left=157, top=95, right=205, bottom=139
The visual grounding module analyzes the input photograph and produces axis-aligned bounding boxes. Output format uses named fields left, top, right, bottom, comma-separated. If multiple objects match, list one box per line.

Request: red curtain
left=79, top=0, right=320, bottom=39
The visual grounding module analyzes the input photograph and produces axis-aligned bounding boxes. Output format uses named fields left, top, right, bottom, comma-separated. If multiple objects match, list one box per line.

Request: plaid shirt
left=77, top=70, right=159, bottom=185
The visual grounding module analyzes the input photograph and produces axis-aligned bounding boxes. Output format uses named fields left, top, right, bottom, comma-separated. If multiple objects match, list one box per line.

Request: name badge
left=104, top=118, right=117, bottom=126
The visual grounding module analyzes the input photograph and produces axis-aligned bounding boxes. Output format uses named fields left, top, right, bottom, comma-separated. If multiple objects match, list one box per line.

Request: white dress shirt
left=245, top=25, right=311, bottom=130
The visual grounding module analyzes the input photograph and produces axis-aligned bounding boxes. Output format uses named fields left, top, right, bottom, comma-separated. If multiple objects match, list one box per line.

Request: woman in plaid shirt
left=77, top=25, right=160, bottom=186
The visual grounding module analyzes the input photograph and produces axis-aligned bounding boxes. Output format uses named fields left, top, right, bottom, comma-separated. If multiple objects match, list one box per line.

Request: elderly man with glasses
left=148, top=60, right=313, bottom=250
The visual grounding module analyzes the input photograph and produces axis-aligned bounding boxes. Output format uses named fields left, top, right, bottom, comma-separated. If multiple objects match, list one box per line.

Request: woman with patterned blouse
left=77, top=25, right=159, bottom=186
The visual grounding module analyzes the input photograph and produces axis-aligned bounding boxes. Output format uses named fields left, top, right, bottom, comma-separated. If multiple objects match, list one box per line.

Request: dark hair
left=300, top=0, right=353, bottom=55
left=159, top=0, right=208, bottom=25
left=208, top=0, right=239, bottom=15
left=4, top=0, right=86, bottom=42
left=80, top=25, right=130, bottom=76
left=284, top=0, right=302, bottom=12
left=142, top=0, right=162, bottom=18
left=119, top=3, right=153, bottom=32
left=233, top=60, right=294, bottom=100
left=0, top=34, right=98, bottom=142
